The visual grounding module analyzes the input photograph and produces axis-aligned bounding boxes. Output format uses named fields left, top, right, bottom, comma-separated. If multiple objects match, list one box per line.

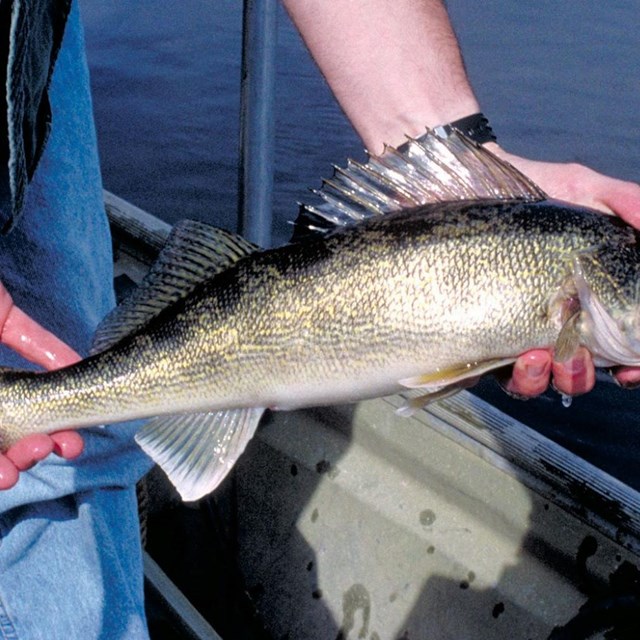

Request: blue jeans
left=0, top=3, right=152, bottom=638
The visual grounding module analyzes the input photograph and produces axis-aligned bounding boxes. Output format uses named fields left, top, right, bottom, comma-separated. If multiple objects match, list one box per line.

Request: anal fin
left=135, top=407, right=265, bottom=501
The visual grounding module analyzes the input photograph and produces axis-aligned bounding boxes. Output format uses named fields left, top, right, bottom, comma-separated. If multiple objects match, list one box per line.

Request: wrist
left=434, top=112, right=497, bottom=145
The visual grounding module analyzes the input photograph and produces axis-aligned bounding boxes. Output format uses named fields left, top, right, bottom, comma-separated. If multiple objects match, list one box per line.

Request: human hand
left=487, top=145, right=640, bottom=397
left=0, top=283, right=84, bottom=489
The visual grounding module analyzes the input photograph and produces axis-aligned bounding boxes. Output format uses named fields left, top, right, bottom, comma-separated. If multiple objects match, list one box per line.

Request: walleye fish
left=1, top=131, right=639, bottom=501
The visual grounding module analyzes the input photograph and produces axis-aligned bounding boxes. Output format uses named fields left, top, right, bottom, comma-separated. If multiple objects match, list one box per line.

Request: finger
left=0, top=455, right=18, bottom=489
left=505, top=349, right=552, bottom=398
left=613, top=366, right=640, bottom=389
left=5, top=434, right=54, bottom=471
left=492, top=151, right=640, bottom=229
left=1, top=431, right=83, bottom=472
left=1, top=305, right=81, bottom=370
left=551, top=347, right=595, bottom=396
left=595, top=179, right=640, bottom=229
left=50, top=431, right=84, bottom=459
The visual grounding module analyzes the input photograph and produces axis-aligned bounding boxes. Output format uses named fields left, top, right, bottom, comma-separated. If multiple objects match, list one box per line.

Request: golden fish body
left=1, top=200, right=632, bottom=427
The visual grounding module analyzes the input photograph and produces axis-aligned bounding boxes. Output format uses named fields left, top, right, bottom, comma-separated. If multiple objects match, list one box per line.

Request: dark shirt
left=0, top=0, right=71, bottom=233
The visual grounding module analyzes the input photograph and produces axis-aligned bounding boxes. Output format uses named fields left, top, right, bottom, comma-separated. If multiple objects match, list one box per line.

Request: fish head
left=573, top=243, right=640, bottom=367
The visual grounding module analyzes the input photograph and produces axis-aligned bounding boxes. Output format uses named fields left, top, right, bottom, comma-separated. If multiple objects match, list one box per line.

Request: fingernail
left=524, top=363, right=547, bottom=378
left=558, top=352, right=587, bottom=375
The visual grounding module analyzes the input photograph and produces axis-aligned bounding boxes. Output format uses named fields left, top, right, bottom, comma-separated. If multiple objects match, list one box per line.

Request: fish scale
left=0, top=131, right=638, bottom=501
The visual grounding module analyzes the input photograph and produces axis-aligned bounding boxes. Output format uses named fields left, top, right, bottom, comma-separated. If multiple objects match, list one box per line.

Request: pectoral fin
left=396, top=358, right=515, bottom=415
left=399, top=358, right=515, bottom=391
left=397, top=377, right=481, bottom=416
left=135, top=407, right=265, bottom=501
left=554, top=312, right=581, bottom=363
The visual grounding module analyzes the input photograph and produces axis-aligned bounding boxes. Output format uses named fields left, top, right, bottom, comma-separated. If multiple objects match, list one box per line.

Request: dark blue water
left=81, top=1, right=640, bottom=487
left=81, top=1, right=640, bottom=246
left=81, top=0, right=363, bottom=245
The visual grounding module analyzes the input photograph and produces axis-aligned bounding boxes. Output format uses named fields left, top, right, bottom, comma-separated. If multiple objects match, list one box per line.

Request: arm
left=283, top=0, right=640, bottom=395
left=282, top=0, right=479, bottom=153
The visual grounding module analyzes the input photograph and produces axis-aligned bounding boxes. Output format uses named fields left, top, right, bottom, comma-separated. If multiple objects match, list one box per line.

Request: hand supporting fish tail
left=0, top=280, right=84, bottom=489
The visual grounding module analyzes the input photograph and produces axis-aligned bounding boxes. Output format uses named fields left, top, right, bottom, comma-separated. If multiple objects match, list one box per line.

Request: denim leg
left=0, top=2, right=152, bottom=638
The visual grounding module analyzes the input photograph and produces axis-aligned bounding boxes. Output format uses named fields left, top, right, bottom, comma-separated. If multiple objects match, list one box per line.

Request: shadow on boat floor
left=142, top=466, right=273, bottom=640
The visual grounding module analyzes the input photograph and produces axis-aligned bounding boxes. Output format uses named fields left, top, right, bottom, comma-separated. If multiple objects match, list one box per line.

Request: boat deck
left=106, top=191, right=640, bottom=639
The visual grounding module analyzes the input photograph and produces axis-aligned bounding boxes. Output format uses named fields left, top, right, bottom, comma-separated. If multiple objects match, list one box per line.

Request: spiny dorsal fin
left=294, top=129, right=547, bottom=236
left=92, top=220, right=258, bottom=354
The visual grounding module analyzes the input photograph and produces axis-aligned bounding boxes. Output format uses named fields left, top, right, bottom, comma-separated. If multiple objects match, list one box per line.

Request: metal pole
left=238, top=0, right=277, bottom=247
left=143, top=553, right=224, bottom=640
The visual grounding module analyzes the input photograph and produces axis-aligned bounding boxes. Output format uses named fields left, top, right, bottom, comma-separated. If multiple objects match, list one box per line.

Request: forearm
left=282, top=0, right=480, bottom=153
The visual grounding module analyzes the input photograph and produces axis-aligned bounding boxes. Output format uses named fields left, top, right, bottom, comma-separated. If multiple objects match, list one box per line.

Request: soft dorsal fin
left=294, top=129, right=547, bottom=236
left=92, top=220, right=258, bottom=354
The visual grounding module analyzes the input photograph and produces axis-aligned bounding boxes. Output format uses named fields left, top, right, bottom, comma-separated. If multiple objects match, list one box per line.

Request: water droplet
left=419, top=509, right=436, bottom=526
left=561, top=394, right=573, bottom=408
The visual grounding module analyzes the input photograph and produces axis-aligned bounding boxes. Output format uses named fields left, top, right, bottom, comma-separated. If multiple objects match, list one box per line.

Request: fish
left=1, top=130, right=640, bottom=501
